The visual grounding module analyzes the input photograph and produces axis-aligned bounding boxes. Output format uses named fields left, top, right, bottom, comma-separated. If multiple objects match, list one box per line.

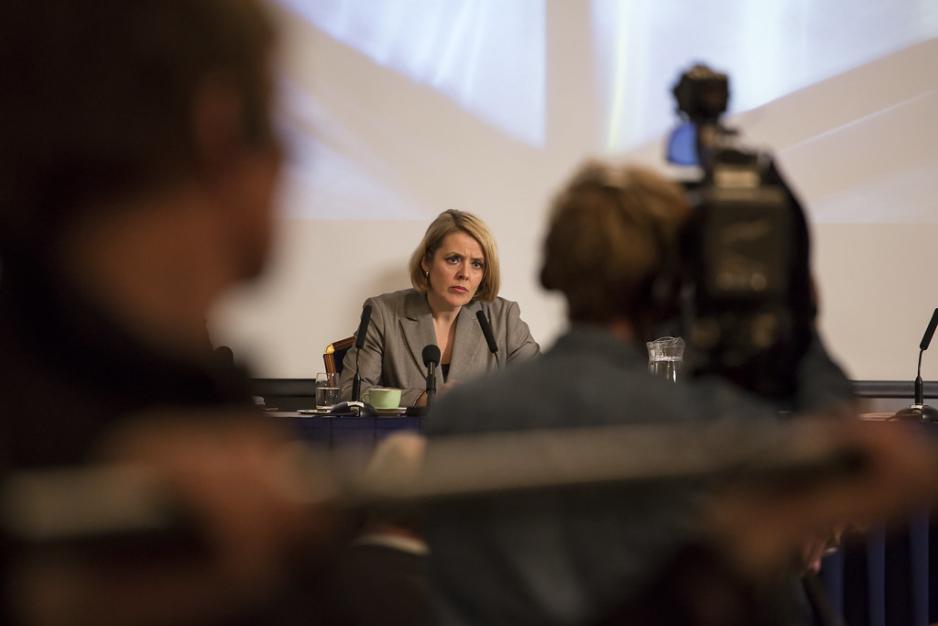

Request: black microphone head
left=422, top=344, right=441, bottom=367
left=920, top=308, right=938, bottom=351
left=475, top=310, right=499, bottom=354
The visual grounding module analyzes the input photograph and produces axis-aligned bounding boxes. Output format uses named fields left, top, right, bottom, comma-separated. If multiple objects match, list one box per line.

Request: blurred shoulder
left=426, top=377, right=503, bottom=436
left=427, top=355, right=546, bottom=435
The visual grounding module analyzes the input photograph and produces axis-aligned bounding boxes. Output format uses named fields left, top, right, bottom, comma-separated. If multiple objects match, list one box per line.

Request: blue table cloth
left=269, top=412, right=423, bottom=449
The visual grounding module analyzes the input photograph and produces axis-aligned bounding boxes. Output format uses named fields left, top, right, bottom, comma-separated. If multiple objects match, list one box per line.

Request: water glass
left=315, top=372, right=340, bottom=409
left=646, top=336, right=685, bottom=383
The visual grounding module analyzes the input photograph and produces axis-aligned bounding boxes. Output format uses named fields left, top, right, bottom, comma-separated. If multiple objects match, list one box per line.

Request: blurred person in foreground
left=0, top=0, right=279, bottom=466
left=0, top=1, right=333, bottom=624
left=425, top=162, right=862, bottom=626
left=340, top=209, right=540, bottom=406
left=330, top=433, right=433, bottom=626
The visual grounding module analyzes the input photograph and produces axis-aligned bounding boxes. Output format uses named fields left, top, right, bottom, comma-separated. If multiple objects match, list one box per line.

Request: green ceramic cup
left=363, top=387, right=402, bottom=410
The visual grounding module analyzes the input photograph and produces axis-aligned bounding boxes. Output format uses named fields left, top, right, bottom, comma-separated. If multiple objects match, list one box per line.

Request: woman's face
left=422, top=231, right=485, bottom=311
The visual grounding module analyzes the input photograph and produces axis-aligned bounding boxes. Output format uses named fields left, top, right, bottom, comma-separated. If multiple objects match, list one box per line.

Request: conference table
left=267, top=411, right=422, bottom=449
left=269, top=410, right=936, bottom=626
left=818, top=515, right=936, bottom=626
left=815, top=418, right=938, bottom=626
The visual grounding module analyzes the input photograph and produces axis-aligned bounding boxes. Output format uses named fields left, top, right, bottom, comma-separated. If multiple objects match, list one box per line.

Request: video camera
left=667, top=64, right=815, bottom=401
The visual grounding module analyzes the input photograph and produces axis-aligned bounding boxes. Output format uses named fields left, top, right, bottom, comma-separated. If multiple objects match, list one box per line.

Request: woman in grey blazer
left=340, top=210, right=539, bottom=406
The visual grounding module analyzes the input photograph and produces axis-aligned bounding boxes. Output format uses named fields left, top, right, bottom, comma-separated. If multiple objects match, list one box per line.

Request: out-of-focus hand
left=11, top=411, right=338, bottom=626
left=708, top=420, right=938, bottom=579
left=103, top=413, right=335, bottom=582
left=799, top=526, right=843, bottom=574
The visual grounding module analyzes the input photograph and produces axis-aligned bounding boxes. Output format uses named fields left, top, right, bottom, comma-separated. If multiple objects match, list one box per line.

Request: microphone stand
left=894, top=308, right=938, bottom=422
left=893, top=349, right=938, bottom=421
left=405, top=346, right=439, bottom=417
left=425, top=362, right=437, bottom=409
left=351, top=305, right=373, bottom=403
left=476, top=308, right=501, bottom=369
left=352, top=362, right=362, bottom=403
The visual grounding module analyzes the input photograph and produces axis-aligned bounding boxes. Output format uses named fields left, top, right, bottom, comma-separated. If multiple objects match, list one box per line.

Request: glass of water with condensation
left=646, top=336, right=685, bottom=383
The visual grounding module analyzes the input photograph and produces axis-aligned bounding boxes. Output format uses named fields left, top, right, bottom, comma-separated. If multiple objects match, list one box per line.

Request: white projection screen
left=211, top=0, right=938, bottom=382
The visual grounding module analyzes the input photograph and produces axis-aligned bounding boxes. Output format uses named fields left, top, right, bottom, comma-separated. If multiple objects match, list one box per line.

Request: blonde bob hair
left=540, top=161, right=689, bottom=324
left=409, top=209, right=500, bottom=302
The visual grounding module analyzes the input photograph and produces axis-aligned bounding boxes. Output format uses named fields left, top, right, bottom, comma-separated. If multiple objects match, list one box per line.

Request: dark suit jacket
left=331, top=541, right=432, bottom=626
left=340, top=289, right=539, bottom=405
left=425, top=325, right=852, bottom=626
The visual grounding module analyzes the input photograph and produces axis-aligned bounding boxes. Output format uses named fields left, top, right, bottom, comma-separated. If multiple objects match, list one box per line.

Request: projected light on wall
left=271, top=0, right=938, bottom=223
left=592, top=0, right=938, bottom=223
left=218, top=0, right=938, bottom=381
left=279, top=0, right=546, bottom=147
left=593, top=0, right=938, bottom=153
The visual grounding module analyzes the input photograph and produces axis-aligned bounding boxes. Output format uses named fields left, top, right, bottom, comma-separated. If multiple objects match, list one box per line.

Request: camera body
left=668, top=65, right=814, bottom=399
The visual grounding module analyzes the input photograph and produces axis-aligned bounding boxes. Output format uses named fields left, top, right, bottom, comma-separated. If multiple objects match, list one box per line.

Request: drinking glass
left=315, top=372, right=340, bottom=409
left=646, top=336, right=685, bottom=383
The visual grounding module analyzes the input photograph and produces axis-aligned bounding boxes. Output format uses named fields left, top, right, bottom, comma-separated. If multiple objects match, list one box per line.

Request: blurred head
left=0, top=0, right=280, bottom=281
left=409, top=210, right=500, bottom=307
left=540, top=162, right=690, bottom=329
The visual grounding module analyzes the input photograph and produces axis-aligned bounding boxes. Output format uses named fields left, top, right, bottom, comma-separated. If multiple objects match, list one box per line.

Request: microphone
left=351, top=304, right=373, bottom=402
left=476, top=310, right=499, bottom=356
left=919, top=308, right=938, bottom=351
left=422, top=344, right=441, bottom=408
left=894, top=308, right=938, bottom=422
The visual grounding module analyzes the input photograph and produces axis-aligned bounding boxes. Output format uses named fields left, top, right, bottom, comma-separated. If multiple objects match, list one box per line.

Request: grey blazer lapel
left=448, top=300, right=486, bottom=382
left=400, top=291, right=437, bottom=372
